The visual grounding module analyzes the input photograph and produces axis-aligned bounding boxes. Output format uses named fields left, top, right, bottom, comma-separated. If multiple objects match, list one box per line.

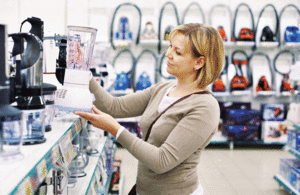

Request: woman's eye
left=176, top=51, right=181, bottom=55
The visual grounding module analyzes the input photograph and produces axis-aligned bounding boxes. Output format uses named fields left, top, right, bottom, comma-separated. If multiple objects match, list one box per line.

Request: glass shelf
left=274, top=174, right=300, bottom=195
left=0, top=114, right=85, bottom=195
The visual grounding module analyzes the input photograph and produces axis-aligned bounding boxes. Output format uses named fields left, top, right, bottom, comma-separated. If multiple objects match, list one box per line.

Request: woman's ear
left=194, top=56, right=205, bottom=71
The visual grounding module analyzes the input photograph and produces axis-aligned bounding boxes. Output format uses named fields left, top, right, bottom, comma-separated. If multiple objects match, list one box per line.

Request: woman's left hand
left=74, top=105, right=121, bottom=137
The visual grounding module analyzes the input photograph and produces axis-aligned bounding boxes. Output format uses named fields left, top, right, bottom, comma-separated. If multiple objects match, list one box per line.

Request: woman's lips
left=167, top=61, right=173, bottom=66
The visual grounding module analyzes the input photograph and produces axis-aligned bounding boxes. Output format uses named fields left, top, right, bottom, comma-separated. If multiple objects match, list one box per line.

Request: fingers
left=74, top=111, right=95, bottom=121
left=92, top=105, right=102, bottom=115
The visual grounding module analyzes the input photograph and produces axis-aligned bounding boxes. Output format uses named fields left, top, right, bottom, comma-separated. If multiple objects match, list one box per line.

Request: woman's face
left=165, top=33, right=200, bottom=80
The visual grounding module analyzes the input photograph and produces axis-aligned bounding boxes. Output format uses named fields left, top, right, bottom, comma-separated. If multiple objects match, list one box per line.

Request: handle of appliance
left=158, top=1, right=180, bottom=54
left=181, top=2, right=205, bottom=24
left=208, top=4, right=232, bottom=29
left=273, top=50, right=295, bottom=75
left=231, top=50, right=251, bottom=85
left=278, top=4, right=300, bottom=46
left=20, top=17, right=44, bottom=42
left=135, top=49, right=158, bottom=83
left=231, top=3, right=255, bottom=42
left=253, top=4, right=279, bottom=50
left=9, top=34, right=24, bottom=57
left=112, top=48, right=136, bottom=91
left=9, top=33, right=43, bottom=70
left=249, top=52, right=274, bottom=89
left=110, top=3, right=142, bottom=50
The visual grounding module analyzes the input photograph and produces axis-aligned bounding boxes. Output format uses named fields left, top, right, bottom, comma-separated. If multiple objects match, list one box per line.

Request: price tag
left=36, top=159, right=47, bottom=181
left=75, top=120, right=82, bottom=132
left=51, top=145, right=61, bottom=165
left=30, top=171, right=39, bottom=191
left=80, top=117, right=86, bottom=125
left=59, top=131, right=75, bottom=165
left=16, top=177, right=33, bottom=195
left=71, top=125, right=77, bottom=139
left=92, top=177, right=99, bottom=195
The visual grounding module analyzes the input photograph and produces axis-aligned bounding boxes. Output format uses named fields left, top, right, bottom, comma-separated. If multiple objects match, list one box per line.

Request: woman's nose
left=165, top=49, right=172, bottom=59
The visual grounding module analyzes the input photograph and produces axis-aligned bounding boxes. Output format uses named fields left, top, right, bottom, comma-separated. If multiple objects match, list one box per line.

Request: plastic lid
left=42, top=83, right=57, bottom=95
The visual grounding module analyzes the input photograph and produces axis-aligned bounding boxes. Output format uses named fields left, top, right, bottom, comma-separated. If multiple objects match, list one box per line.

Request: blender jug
left=55, top=26, right=97, bottom=113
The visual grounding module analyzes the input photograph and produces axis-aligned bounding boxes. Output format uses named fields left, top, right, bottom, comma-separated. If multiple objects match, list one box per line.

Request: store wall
left=1, top=0, right=299, bottom=110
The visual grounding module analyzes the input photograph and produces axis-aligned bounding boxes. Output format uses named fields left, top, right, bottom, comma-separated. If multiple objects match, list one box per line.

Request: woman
left=75, top=23, right=224, bottom=195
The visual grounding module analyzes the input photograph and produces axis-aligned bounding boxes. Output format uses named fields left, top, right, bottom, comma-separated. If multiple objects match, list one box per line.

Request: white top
left=116, top=86, right=178, bottom=138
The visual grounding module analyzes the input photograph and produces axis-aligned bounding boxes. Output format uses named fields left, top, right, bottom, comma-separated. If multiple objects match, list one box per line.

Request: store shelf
left=283, top=145, right=300, bottom=159
left=68, top=137, right=108, bottom=195
left=213, top=91, right=231, bottom=97
left=257, top=42, right=279, bottom=48
left=294, top=124, right=300, bottom=131
left=0, top=113, right=85, bottom=195
left=235, top=41, right=255, bottom=47
left=274, top=174, right=300, bottom=195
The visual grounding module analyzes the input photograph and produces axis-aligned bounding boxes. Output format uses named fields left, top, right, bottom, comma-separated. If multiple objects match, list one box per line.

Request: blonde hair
left=169, top=23, right=225, bottom=88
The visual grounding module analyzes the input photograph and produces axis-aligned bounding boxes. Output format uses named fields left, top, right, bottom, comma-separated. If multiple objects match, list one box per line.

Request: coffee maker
left=9, top=32, right=46, bottom=144
left=0, top=24, right=24, bottom=161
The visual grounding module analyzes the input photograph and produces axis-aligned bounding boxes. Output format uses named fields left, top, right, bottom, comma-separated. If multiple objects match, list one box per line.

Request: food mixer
left=55, top=26, right=97, bottom=113
left=9, top=32, right=46, bottom=144
left=0, top=24, right=24, bottom=161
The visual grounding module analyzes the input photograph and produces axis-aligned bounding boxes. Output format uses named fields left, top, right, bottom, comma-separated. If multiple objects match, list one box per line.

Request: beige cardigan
left=89, top=78, right=220, bottom=195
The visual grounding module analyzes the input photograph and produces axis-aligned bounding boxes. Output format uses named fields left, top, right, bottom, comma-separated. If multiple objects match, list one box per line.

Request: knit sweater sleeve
left=117, top=96, right=220, bottom=174
left=89, top=77, right=153, bottom=118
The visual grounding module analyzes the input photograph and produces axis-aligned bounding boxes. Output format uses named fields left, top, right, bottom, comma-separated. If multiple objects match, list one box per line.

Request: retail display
left=158, top=1, right=180, bottom=54
left=279, top=4, right=300, bottom=46
left=42, top=83, right=57, bottom=132
left=181, top=2, right=205, bottom=24
left=140, top=21, right=157, bottom=40
left=285, top=26, right=300, bottom=43
left=3, top=2, right=300, bottom=195
left=273, top=50, right=295, bottom=95
left=55, top=26, right=97, bottom=113
left=231, top=3, right=255, bottom=42
left=55, top=35, right=67, bottom=85
left=109, top=2, right=142, bottom=50
left=9, top=32, right=46, bottom=145
left=254, top=4, right=279, bottom=49
left=0, top=24, right=24, bottom=161
left=111, top=48, right=135, bottom=94
left=212, top=56, right=228, bottom=93
left=229, top=50, right=250, bottom=93
left=262, top=121, right=288, bottom=143
left=224, top=109, right=261, bottom=141
left=249, top=52, right=275, bottom=96
left=134, top=49, right=157, bottom=91
left=208, top=4, right=232, bottom=43
left=115, top=17, right=133, bottom=41
left=19, top=17, right=58, bottom=128
left=261, top=103, right=286, bottom=121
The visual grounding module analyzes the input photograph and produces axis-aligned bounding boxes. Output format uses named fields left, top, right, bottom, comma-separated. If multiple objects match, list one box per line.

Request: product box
left=219, top=102, right=251, bottom=120
left=226, top=125, right=259, bottom=141
left=296, top=132, right=300, bottom=153
left=261, top=103, right=285, bottom=121
left=287, top=130, right=297, bottom=149
left=279, top=159, right=300, bottom=182
left=262, top=121, right=288, bottom=144
left=225, top=109, right=261, bottom=126
left=290, top=167, right=300, bottom=192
